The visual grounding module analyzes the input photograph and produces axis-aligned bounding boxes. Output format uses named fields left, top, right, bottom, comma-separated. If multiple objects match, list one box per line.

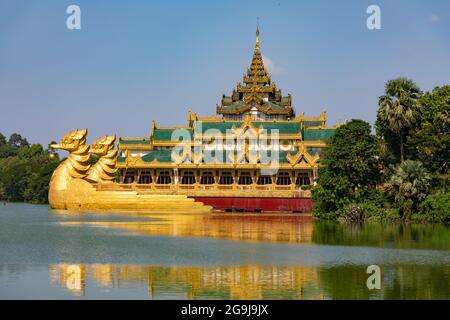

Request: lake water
left=0, top=203, right=449, bottom=299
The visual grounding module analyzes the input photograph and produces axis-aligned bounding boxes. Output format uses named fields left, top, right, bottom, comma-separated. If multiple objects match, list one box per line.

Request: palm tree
left=389, top=160, right=431, bottom=219
left=377, top=78, right=422, bottom=162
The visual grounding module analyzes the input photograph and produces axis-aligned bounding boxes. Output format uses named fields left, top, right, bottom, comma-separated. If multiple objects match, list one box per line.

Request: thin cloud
left=428, top=15, right=441, bottom=23
left=262, top=55, right=288, bottom=76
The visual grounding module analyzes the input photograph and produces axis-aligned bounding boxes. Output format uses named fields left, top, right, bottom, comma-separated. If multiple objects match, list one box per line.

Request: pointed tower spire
left=255, top=20, right=260, bottom=51
left=216, top=27, right=295, bottom=119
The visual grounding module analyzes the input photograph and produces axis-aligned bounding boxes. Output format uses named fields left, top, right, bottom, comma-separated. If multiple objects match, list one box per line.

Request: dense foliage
left=388, top=160, right=431, bottom=219
left=313, top=78, right=450, bottom=224
left=0, top=133, right=61, bottom=204
left=407, top=86, right=450, bottom=183
left=312, top=120, right=383, bottom=218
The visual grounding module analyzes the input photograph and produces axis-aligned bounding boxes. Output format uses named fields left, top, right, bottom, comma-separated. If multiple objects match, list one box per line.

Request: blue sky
left=1, top=0, right=449, bottom=145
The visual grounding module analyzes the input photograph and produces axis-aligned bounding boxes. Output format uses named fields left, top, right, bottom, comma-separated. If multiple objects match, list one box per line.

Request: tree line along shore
left=313, top=78, right=449, bottom=223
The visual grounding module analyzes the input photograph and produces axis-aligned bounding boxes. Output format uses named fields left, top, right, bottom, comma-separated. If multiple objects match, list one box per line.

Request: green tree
left=389, top=160, right=431, bottom=219
left=0, top=134, right=61, bottom=204
left=377, top=78, right=422, bottom=162
left=407, top=86, right=450, bottom=183
left=0, top=133, right=7, bottom=146
left=417, top=190, right=450, bottom=223
left=313, top=120, right=382, bottom=216
left=0, top=144, right=18, bottom=158
left=8, top=133, right=29, bottom=148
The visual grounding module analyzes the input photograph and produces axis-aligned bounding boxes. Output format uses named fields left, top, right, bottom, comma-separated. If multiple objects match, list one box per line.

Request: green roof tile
left=195, top=121, right=301, bottom=135
left=307, top=147, right=322, bottom=156
left=304, top=121, right=323, bottom=128
left=222, top=101, right=245, bottom=110
left=262, top=101, right=285, bottom=110
left=255, top=122, right=301, bottom=134
left=303, top=129, right=335, bottom=141
left=197, top=122, right=238, bottom=134
left=119, top=139, right=150, bottom=145
left=153, top=128, right=193, bottom=141
left=141, top=150, right=173, bottom=163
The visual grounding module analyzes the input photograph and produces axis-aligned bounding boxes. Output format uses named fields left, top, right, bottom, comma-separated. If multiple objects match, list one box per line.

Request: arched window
left=276, top=172, right=291, bottom=186
left=181, top=171, right=196, bottom=185
left=157, top=171, right=171, bottom=184
left=238, top=172, right=253, bottom=185
left=138, top=171, right=152, bottom=184
left=257, top=175, right=272, bottom=185
left=200, top=172, right=215, bottom=185
left=124, top=170, right=136, bottom=184
left=219, top=172, right=233, bottom=185
left=296, top=172, right=311, bottom=186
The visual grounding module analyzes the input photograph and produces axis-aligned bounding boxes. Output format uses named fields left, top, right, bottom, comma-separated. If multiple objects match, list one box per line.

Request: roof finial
left=255, top=18, right=260, bottom=50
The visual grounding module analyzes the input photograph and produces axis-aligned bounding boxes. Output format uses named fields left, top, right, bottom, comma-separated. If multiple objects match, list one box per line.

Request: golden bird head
left=90, top=135, right=116, bottom=156
left=51, top=129, right=88, bottom=152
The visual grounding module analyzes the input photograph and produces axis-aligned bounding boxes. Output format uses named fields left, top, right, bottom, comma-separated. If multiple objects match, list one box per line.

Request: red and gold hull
left=194, top=197, right=313, bottom=213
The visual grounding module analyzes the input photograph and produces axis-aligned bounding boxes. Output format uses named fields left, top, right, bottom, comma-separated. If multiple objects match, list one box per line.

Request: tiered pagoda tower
left=217, top=28, right=295, bottom=121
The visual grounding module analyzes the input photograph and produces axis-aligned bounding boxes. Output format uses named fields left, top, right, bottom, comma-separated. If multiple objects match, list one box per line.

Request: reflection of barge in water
left=49, top=29, right=337, bottom=213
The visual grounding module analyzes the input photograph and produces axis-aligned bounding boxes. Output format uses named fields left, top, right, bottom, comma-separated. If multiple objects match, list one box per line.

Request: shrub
left=338, top=202, right=400, bottom=224
left=413, top=191, right=450, bottom=223
left=388, top=160, right=432, bottom=218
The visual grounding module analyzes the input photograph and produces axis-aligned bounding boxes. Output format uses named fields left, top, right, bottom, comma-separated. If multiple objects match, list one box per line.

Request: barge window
left=219, top=172, right=233, bottom=185
left=124, top=170, right=136, bottom=184
left=276, top=172, right=291, bottom=185
left=296, top=172, right=311, bottom=186
left=257, top=175, right=272, bottom=185
left=138, top=171, right=152, bottom=184
left=157, top=171, right=171, bottom=184
left=238, top=172, right=253, bottom=185
left=200, top=172, right=214, bottom=185
left=181, top=171, right=196, bottom=185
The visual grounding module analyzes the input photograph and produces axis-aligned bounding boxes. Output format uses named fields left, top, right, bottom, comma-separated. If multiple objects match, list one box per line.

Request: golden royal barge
left=49, top=29, right=338, bottom=213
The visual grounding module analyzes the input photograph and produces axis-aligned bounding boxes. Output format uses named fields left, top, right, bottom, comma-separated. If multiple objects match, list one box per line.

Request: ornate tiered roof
left=216, top=28, right=295, bottom=117
left=117, top=28, right=340, bottom=170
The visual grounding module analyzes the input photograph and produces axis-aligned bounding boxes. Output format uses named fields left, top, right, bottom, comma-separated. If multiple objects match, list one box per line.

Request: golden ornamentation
left=86, top=135, right=118, bottom=184
left=216, top=29, right=295, bottom=118
left=286, top=143, right=320, bottom=167
left=49, top=129, right=91, bottom=189
left=48, top=129, right=212, bottom=212
left=48, top=30, right=338, bottom=212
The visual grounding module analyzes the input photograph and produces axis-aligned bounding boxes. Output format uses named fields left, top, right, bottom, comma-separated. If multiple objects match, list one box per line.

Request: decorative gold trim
left=286, top=143, right=320, bottom=167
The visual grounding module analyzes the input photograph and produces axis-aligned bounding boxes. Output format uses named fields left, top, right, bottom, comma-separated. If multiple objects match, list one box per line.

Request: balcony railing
left=96, top=182, right=312, bottom=198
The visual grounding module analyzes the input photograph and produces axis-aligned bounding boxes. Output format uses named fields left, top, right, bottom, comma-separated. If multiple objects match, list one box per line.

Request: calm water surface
left=0, top=203, right=449, bottom=299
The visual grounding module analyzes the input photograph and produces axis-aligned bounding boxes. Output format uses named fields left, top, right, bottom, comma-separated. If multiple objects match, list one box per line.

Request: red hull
left=194, top=197, right=313, bottom=213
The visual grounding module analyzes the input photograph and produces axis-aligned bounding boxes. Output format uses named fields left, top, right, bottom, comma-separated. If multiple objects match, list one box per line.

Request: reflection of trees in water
left=317, top=264, right=450, bottom=300
left=317, top=265, right=380, bottom=300
left=383, top=265, right=450, bottom=300
left=312, top=221, right=450, bottom=250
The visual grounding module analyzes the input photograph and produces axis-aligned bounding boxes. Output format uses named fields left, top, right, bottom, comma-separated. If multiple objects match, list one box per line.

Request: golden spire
left=255, top=26, right=260, bottom=51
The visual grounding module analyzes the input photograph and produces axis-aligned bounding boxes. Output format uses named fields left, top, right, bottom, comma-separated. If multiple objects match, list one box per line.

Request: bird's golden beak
left=50, top=144, right=62, bottom=149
